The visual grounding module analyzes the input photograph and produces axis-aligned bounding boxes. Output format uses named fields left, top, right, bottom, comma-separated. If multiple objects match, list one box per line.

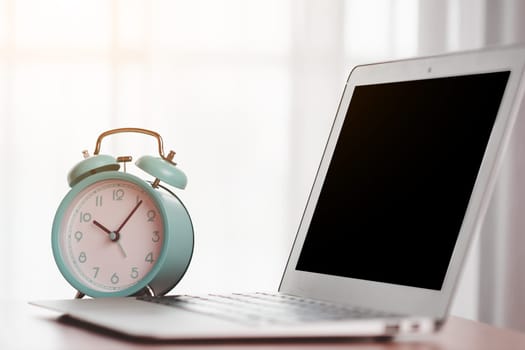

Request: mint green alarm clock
left=52, top=128, right=194, bottom=298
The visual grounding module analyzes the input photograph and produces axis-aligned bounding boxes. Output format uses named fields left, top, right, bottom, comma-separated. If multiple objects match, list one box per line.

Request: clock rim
left=51, top=171, right=171, bottom=298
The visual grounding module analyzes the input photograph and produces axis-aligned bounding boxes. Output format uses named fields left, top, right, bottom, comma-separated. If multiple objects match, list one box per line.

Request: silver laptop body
left=33, top=46, right=525, bottom=340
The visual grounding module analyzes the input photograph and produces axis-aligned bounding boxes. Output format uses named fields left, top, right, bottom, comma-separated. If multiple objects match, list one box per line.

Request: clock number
left=145, top=252, right=154, bottom=264
left=93, top=267, right=100, bottom=278
left=113, top=189, right=124, bottom=201
left=152, top=231, right=160, bottom=243
left=74, top=231, right=83, bottom=242
left=147, top=210, right=156, bottom=222
left=130, top=267, right=139, bottom=279
left=79, top=252, right=87, bottom=263
left=96, top=195, right=103, bottom=207
left=80, top=212, right=92, bottom=223
left=111, top=272, right=119, bottom=285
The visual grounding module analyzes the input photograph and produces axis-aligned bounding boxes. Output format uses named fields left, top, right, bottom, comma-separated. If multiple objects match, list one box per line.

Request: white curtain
left=0, top=0, right=419, bottom=302
left=0, top=0, right=296, bottom=300
left=478, top=0, right=525, bottom=332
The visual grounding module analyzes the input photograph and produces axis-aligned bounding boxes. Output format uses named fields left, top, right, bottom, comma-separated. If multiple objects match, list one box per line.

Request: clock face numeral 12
left=60, top=179, right=164, bottom=293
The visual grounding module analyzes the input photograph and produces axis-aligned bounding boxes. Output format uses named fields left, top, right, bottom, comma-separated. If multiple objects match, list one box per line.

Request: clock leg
left=145, top=284, right=156, bottom=297
left=74, top=291, right=85, bottom=299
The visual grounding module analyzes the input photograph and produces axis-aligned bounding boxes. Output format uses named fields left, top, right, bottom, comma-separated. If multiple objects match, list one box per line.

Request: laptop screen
left=296, top=71, right=510, bottom=290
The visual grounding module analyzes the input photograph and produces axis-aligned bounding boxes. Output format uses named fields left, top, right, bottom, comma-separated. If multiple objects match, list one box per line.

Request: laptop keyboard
left=137, top=292, right=403, bottom=326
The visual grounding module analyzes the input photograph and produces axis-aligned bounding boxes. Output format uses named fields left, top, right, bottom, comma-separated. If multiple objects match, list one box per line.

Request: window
left=0, top=0, right=418, bottom=300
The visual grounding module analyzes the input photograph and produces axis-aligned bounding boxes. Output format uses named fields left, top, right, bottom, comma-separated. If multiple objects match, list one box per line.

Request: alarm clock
left=51, top=128, right=194, bottom=298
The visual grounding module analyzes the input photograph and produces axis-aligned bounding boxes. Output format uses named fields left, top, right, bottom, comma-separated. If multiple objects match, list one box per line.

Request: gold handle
left=93, top=127, right=175, bottom=163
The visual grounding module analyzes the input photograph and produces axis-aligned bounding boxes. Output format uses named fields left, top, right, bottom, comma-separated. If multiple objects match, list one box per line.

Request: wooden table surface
left=2, top=300, right=525, bottom=350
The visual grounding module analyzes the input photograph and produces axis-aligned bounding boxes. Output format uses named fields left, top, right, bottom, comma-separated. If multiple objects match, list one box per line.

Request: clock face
left=57, top=178, right=164, bottom=293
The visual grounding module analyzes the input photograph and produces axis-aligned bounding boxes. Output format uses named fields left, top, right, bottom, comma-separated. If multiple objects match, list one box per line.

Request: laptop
left=32, top=46, right=525, bottom=340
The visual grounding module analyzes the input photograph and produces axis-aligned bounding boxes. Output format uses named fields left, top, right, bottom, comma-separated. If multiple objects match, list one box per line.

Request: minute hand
left=116, top=200, right=143, bottom=233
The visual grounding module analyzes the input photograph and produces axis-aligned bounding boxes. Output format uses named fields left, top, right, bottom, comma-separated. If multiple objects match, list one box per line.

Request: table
left=2, top=300, right=525, bottom=349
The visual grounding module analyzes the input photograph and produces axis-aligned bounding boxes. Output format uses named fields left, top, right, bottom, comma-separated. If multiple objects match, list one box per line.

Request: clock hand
left=93, top=219, right=127, bottom=257
left=92, top=199, right=143, bottom=256
left=93, top=220, right=120, bottom=242
left=115, top=200, right=143, bottom=234
left=93, top=220, right=111, bottom=234
left=116, top=241, right=128, bottom=258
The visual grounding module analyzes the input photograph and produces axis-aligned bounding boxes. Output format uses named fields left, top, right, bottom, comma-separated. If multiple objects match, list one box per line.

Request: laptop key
left=137, top=293, right=404, bottom=326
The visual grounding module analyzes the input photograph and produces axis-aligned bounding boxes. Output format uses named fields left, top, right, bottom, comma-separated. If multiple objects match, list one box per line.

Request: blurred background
left=1, top=0, right=525, bottom=332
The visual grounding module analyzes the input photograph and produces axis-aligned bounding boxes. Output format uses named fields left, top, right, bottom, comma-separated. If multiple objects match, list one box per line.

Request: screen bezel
left=279, top=46, right=525, bottom=319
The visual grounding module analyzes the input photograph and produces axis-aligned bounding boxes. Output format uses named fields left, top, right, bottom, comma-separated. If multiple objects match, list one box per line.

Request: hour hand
left=93, top=220, right=111, bottom=234
left=93, top=220, right=120, bottom=241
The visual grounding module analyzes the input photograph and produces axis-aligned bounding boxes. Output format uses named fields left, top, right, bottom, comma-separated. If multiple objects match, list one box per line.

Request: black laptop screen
left=295, top=71, right=510, bottom=290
